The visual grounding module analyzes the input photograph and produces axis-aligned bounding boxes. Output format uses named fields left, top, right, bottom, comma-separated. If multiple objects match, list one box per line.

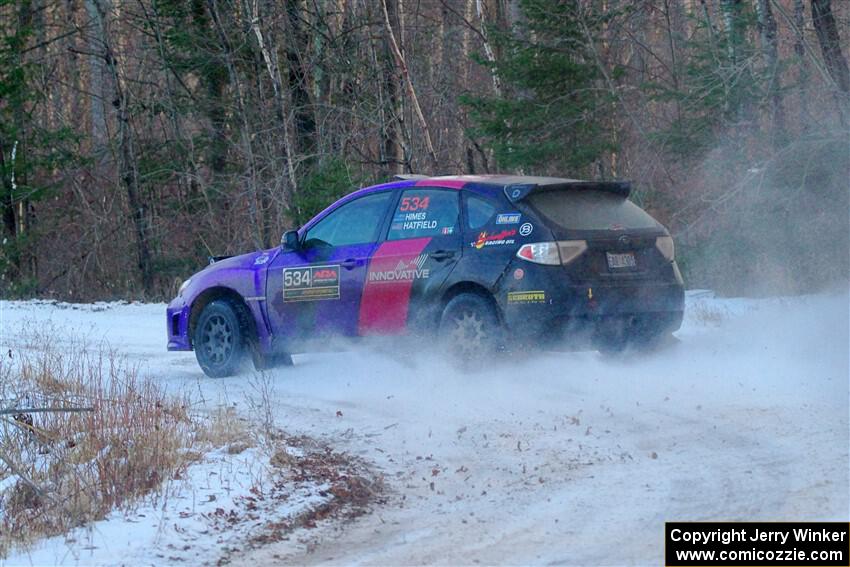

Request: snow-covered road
left=1, top=291, right=848, bottom=565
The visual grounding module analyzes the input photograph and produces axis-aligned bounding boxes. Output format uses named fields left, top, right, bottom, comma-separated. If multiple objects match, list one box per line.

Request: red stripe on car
left=358, top=237, right=432, bottom=335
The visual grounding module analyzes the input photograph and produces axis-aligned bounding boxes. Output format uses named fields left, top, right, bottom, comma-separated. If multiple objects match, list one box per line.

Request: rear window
left=527, top=190, right=659, bottom=231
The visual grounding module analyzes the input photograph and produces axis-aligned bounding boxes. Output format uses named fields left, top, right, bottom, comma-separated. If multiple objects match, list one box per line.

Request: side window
left=387, top=189, right=459, bottom=240
left=466, top=194, right=498, bottom=230
left=304, top=192, right=392, bottom=248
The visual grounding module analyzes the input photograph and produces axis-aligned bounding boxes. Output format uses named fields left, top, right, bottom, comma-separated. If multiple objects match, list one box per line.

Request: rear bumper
left=500, top=269, right=685, bottom=341
left=166, top=298, right=192, bottom=351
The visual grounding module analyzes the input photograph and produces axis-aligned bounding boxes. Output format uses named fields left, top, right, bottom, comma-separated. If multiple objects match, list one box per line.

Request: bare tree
left=380, top=0, right=439, bottom=170
left=756, top=0, right=786, bottom=144
left=810, top=0, right=850, bottom=122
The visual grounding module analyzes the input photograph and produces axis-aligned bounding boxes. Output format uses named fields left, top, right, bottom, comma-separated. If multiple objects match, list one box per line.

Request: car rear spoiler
left=504, top=180, right=631, bottom=202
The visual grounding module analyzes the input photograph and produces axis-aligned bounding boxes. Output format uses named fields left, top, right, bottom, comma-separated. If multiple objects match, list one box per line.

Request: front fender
left=167, top=250, right=277, bottom=352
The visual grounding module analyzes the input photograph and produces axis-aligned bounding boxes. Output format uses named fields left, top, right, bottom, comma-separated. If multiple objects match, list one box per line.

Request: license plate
left=606, top=252, right=636, bottom=269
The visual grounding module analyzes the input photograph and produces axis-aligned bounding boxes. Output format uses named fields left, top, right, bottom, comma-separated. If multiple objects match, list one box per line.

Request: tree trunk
left=250, top=0, right=300, bottom=218
left=208, top=0, right=264, bottom=248
left=380, top=0, right=406, bottom=175
left=476, top=0, right=502, bottom=96
left=284, top=0, right=316, bottom=160
left=84, top=0, right=107, bottom=163
left=810, top=0, right=850, bottom=122
left=94, top=0, right=154, bottom=294
left=380, top=0, right=438, bottom=171
left=794, top=0, right=810, bottom=129
left=755, top=0, right=786, bottom=145
left=0, top=139, right=21, bottom=280
left=190, top=0, right=228, bottom=178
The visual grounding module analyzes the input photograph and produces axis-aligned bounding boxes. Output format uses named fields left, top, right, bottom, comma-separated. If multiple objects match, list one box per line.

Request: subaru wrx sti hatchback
left=167, top=175, right=684, bottom=376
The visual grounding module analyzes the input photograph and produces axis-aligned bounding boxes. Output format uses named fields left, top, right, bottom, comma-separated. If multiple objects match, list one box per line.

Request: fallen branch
left=0, top=450, right=48, bottom=501
left=0, top=407, right=94, bottom=416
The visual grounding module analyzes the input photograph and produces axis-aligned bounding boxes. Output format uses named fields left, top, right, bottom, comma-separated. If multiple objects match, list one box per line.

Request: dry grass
left=0, top=323, right=385, bottom=562
left=194, top=405, right=253, bottom=454
left=0, top=326, right=207, bottom=557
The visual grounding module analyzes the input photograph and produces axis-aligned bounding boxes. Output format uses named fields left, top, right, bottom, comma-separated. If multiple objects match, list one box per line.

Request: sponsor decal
left=395, top=211, right=427, bottom=222
left=519, top=223, right=533, bottom=237
left=441, top=226, right=454, bottom=235
left=511, top=188, right=522, bottom=199
left=610, top=223, right=625, bottom=231
left=367, top=254, right=429, bottom=283
left=471, top=229, right=517, bottom=249
left=392, top=211, right=437, bottom=231
left=254, top=254, right=270, bottom=265
left=496, top=213, right=521, bottom=225
left=399, top=195, right=430, bottom=212
left=283, top=265, right=340, bottom=302
left=402, top=219, right=438, bottom=231
left=507, top=290, right=546, bottom=304
left=359, top=237, right=432, bottom=334
left=513, top=268, right=525, bottom=280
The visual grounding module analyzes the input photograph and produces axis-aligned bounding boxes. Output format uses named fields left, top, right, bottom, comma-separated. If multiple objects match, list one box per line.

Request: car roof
left=301, top=175, right=624, bottom=234
left=357, top=174, right=585, bottom=196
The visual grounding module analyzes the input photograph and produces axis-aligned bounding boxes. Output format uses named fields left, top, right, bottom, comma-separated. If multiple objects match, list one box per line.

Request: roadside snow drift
left=0, top=290, right=847, bottom=565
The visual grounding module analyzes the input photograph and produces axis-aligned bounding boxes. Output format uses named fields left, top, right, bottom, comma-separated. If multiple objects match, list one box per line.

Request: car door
left=358, top=187, right=462, bottom=335
left=266, top=191, right=394, bottom=345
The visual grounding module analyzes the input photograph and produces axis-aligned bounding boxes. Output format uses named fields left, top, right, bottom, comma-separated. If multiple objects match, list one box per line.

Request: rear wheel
left=594, top=316, right=678, bottom=355
left=252, top=351, right=294, bottom=371
left=438, top=293, right=502, bottom=362
left=194, top=300, right=247, bottom=377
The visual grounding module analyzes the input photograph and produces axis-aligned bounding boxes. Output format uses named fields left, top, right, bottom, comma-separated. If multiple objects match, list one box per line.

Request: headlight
left=178, top=278, right=192, bottom=295
left=655, top=235, right=675, bottom=261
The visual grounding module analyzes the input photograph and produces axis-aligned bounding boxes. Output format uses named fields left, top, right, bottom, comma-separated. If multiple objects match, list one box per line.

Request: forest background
left=1, top=0, right=848, bottom=300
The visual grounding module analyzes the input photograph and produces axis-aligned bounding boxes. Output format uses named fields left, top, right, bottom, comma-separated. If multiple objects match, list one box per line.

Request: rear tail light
left=556, top=240, right=588, bottom=264
left=655, top=235, right=675, bottom=261
left=517, top=242, right=560, bottom=265
left=517, top=240, right=587, bottom=266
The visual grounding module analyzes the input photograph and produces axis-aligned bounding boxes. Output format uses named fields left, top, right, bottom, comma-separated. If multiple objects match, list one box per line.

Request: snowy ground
left=3, top=446, right=331, bottom=566
left=0, top=290, right=848, bottom=565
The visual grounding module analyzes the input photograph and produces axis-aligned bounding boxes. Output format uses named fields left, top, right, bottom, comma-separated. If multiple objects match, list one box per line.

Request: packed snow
left=0, top=290, right=847, bottom=565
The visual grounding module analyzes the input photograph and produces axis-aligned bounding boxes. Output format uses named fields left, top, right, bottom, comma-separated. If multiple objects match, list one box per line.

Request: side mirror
left=281, top=230, right=301, bottom=251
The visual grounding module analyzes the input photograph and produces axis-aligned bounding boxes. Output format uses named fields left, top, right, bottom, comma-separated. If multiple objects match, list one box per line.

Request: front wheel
left=193, top=300, right=247, bottom=377
left=438, top=293, right=502, bottom=362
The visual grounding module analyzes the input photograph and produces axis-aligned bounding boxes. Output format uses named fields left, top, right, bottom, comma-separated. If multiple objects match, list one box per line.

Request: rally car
left=167, top=175, right=684, bottom=377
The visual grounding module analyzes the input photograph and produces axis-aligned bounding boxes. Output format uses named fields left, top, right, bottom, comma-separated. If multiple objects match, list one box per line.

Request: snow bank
left=0, top=290, right=847, bottom=565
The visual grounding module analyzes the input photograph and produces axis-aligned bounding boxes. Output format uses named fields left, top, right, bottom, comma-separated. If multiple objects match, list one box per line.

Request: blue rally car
left=167, top=175, right=685, bottom=376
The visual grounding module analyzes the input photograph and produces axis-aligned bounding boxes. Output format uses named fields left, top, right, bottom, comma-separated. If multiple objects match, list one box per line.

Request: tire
left=438, top=293, right=503, bottom=362
left=252, top=351, right=294, bottom=371
left=595, top=317, right=678, bottom=356
left=193, top=300, right=247, bottom=377
left=632, top=330, right=679, bottom=352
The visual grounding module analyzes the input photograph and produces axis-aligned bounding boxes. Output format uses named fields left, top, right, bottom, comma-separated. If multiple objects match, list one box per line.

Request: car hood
left=199, top=249, right=277, bottom=273
left=174, top=249, right=278, bottom=302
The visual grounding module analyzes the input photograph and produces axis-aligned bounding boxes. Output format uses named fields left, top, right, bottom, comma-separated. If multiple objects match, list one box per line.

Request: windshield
left=527, top=189, right=660, bottom=231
